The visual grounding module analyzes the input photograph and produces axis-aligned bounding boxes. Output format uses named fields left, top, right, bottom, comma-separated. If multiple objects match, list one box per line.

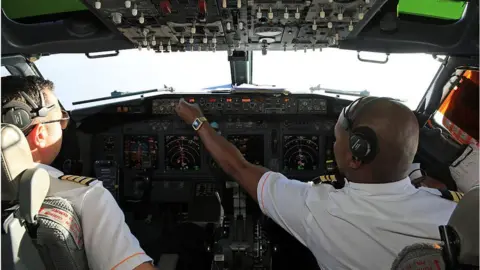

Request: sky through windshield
left=34, top=49, right=442, bottom=110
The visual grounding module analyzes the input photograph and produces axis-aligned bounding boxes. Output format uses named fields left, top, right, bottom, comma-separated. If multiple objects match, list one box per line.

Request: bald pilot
left=175, top=96, right=457, bottom=269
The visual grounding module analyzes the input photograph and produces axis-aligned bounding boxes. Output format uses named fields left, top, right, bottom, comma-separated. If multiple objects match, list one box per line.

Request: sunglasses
left=38, top=110, right=70, bottom=130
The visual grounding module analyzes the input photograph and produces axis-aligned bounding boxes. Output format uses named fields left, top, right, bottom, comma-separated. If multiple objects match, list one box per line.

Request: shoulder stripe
left=436, top=188, right=464, bottom=203
left=59, top=175, right=96, bottom=186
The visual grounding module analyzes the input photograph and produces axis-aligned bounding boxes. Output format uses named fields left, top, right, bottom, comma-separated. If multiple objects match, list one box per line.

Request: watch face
left=192, top=119, right=201, bottom=130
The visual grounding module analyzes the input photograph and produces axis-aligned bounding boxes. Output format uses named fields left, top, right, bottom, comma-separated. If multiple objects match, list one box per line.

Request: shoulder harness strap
left=436, top=188, right=464, bottom=203
left=58, top=175, right=96, bottom=186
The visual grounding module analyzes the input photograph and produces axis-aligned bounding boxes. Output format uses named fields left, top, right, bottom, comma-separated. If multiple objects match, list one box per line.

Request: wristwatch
left=192, top=117, right=208, bottom=131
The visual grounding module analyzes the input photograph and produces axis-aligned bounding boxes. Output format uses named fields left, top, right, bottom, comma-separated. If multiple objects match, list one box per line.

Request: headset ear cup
left=349, top=126, right=378, bottom=163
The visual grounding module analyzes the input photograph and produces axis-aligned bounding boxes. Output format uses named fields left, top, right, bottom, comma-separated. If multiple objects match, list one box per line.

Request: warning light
left=242, top=98, right=251, bottom=103
left=188, top=98, right=195, bottom=103
left=226, top=98, right=232, bottom=102
left=284, top=98, right=289, bottom=102
left=209, top=98, right=216, bottom=102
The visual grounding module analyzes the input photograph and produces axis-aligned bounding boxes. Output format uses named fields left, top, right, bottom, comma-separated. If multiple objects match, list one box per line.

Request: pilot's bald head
left=334, top=97, right=419, bottom=184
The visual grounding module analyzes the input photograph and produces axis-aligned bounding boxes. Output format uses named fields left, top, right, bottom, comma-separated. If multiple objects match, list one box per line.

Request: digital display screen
left=228, top=135, right=264, bottom=166
left=124, top=135, right=158, bottom=169
left=165, top=135, right=201, bottom=171
left=283, top=135, right=319, bottom=171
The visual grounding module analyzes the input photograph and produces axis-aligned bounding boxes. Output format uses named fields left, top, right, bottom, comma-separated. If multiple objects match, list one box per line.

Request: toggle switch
left=268, top=7, right=273, bottom=19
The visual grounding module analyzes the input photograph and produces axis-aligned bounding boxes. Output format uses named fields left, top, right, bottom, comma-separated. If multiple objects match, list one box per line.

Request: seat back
left=391, top=186, right=479, bottom=270
left=1, top=123, right=88, bottom=270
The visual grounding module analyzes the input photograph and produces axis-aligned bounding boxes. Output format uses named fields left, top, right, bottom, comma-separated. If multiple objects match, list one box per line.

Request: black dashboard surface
left=74, top=93, right=349, bottom=202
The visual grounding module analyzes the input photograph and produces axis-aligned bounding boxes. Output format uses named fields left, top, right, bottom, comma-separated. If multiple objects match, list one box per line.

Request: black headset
left=340, top=97, right=394, bottom=163
left=1, top=89, right=55, bottom=133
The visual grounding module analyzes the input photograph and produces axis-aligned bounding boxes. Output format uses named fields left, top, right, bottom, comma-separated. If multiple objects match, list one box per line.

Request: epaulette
left=312, top=174, right=345, bottom=189
left=58, top=175, right=96, bottom=186
left=437, top=188, right=464, bottom=203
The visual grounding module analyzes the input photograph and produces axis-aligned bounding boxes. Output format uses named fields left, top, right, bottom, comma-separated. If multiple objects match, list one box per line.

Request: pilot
left=1, top=76, right=157, bottom=270
left=175, top=97, right=458, bottom=269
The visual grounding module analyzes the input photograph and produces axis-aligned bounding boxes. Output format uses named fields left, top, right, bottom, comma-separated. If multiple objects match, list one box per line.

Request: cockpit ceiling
left=1, top=0, right=478, bottom=56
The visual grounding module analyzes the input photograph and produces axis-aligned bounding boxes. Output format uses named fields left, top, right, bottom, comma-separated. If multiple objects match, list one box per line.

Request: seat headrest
left=1, top=123, right=35, bottom=201
left=448, top=185, right=479, bottom=266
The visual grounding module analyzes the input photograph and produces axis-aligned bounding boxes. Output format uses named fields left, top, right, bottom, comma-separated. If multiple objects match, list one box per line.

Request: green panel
left=2, top=0, right=87, bottom=19
left=398, top=0, right=466, bottom=20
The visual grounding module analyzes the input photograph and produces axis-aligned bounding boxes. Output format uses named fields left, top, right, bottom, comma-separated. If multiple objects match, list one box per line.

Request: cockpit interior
left=1, top=0, right=479, bottom=269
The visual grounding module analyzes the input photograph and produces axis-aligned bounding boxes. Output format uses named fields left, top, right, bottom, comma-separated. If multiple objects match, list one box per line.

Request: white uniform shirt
left=257, top=171, right=457, bottom=270
left=36, top=163, right=152, bottom=270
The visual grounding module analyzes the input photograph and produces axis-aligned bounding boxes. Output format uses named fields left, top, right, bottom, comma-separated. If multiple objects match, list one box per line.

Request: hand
left=175, top=98, right=204, bottom=125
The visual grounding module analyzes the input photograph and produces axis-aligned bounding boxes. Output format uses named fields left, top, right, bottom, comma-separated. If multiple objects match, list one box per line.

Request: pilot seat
left=1, top=123, right=89, bottom=270
left=391, top=185, right=479, bottom=270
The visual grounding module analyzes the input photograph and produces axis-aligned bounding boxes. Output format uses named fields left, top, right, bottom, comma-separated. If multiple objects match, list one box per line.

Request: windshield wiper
left=309, top=85, right=406, bottom=102
left=309, top=85, right=370, bottom=97
left=72, top=87, right=174, bottom=106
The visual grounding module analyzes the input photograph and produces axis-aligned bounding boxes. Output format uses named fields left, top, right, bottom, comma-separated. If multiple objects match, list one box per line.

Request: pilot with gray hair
left=175, top=96, right=458, bottom=269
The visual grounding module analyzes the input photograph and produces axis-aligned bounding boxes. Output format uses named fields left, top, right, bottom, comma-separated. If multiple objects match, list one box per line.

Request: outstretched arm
left=175, top=99, right=267, bottom=201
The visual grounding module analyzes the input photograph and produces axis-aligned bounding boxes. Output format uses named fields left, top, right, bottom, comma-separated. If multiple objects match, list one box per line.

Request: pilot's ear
left=27, top=124, right=48, bottom=148
left=348, top=155, right=362, bottom=169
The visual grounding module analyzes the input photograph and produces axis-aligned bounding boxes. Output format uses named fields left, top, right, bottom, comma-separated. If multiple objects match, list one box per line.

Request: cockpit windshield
left=35, top=49, right=442, bottom=110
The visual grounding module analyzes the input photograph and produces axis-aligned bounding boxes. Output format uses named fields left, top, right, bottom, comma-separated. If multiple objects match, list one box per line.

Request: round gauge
left=283, top=135, right=319, bottom=171
left=165, top=135, right=201, bottom=171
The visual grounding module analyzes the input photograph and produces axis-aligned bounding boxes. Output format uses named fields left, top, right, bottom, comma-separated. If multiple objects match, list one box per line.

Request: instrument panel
left=87, top=93, right=346, bottom=202
left=123, top=135, right=158, bottom=169
left=228, top=135, right=264, bottom=166
left=152, top=96, right=327, bottom=115
left=165, top=135, right=201, bottom=171
left=283, top=135, right=320, bottom=171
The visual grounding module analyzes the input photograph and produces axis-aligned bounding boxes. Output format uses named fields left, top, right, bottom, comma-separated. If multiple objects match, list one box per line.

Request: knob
left=212, top=35, right=217, bottom=44
left=159, top=41, right=164, bottom=51
left=328, top=0, right=333, bottom=2
left=142, top=39, right=148, bottom=46
left=125, top=0, right=131, bottom=8
left=142, top=28, right=149, bottom=36
left=295, top=7, right=300, bottom=19
left=348, top=21, right=354, bottom=31
left=189, top=36, right=194, bottom=44
left=327, top=21, right=333, bottom=28
left=112, top=12, right=122, bottom=24
left=358, top=11, right=364, bottom=20
left=132, top=4, right=138, bottom=16
left=180, top=35, right=185, bottom=44
left=226, top=22, right=231, bottom=31
left=284, top=8, right=289, bottom=19
left=167, top=41, right=171, bottom=52
left=268, top=7, right=273, bottom=19
left=95, top=0, right=101, bottom=9
left=365, top=0, right=370, bottom=3
left=222, top=0, right=227, bottom=8
left=338, top=12, right=343, bottom=21
left=138, top=43, right=142, bottom=50
left=147, top=45, right=151, bottom=50
left=191, top=23, right=196, bottom=34
left=312, top=19, right=317, bottom=30
left=139, top=13, right=145, bottom=24
left=237, top=0, right=241, bottom=8
left=319, top=8, right=325, bottom=18
left=151, top=37, right=156, bottom=46
left=257, top=7, right=262, bottom=19
left=203, top=35, right=208, bottom=44
left=238, top=22, right=244, bottom=30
